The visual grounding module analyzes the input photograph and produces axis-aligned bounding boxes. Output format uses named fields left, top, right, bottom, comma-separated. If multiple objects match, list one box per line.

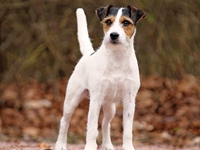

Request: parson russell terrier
left=55, top=5, right=146, bottom=150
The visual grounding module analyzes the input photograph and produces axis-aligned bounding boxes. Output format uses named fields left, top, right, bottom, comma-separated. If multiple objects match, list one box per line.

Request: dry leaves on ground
left=0, top=75, right=200, bottom=148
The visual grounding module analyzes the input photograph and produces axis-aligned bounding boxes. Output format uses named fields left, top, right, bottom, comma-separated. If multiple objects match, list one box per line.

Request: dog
left=55, top=5, right=146, bottom=150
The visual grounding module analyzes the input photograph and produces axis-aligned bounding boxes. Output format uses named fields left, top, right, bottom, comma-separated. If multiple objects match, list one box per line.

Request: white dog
left=55, top=5, right=146, bottom=150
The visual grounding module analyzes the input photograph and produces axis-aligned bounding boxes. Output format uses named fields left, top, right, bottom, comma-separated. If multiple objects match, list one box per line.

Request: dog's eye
left=105, top=19, right=112, bottom=26
left=122, top=20, right=131, bottom=26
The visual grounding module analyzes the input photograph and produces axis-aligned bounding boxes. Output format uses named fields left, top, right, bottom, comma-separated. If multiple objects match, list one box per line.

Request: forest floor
left=0, top=141, right=200, bottom=150
left=0, top=75, right=200, bottom=149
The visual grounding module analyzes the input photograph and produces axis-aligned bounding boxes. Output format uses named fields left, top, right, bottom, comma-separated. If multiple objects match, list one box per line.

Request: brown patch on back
left=101, top=15, right=115, bottom=33
left=120, top=16, right=135, bottom=38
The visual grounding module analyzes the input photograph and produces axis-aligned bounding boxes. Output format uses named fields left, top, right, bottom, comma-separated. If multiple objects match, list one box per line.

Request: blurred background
left=0, top=0, right=200, bottom=148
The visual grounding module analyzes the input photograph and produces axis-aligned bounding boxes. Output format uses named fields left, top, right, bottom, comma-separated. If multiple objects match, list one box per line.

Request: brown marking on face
left=120, top=16, right=135, bottom=38
left=101, top=15, right=115, bottom=33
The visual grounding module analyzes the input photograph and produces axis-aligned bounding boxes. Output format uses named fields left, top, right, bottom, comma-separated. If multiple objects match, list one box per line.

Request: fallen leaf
left=37, top=142, right=51, bottom=149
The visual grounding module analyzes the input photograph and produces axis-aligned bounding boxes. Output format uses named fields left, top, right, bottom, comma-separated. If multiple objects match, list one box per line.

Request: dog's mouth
left=110, top=39, right=119, bottom=44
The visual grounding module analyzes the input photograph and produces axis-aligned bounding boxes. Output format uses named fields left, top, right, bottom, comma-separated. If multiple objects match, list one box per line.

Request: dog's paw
left=55, top=142, right=67, bottom=150
left=84, top=143, right=97, bottom=150
left=102, top=143, right=115, bottom=150
left=122, top=144, right=135, bottom=150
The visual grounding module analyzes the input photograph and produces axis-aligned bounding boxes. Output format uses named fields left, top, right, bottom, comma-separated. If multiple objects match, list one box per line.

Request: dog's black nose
left=110, top=32, right=119, bottom=40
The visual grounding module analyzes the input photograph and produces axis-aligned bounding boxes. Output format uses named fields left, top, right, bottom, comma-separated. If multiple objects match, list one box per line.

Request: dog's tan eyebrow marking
left=120, top=16, right=134, bottom=25
left=120, top=16, right=135, bottom=38
left=101, top=15, right=115, bottom=33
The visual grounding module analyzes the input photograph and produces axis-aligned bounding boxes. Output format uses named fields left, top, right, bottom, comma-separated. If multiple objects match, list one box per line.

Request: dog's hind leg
left=101, top=103, right=116, bottom=150
left=55, top=75, right=86, bottom=150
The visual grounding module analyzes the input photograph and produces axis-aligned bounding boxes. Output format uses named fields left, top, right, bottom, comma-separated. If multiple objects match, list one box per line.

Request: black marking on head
left=123, top=5, right=146, bottom=25
left=108, top=7, right=120, bottom=17
left=122, top=8, right=130, bottom=18
left=96, top=5, right=145, bottom=24
left=96, top=5, right=120, bottom=21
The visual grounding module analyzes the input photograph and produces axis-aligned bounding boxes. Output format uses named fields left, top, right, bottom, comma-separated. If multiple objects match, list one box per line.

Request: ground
left=0, top=141, right=200, bottom=150
left=0, top=75, right=200, bottom=149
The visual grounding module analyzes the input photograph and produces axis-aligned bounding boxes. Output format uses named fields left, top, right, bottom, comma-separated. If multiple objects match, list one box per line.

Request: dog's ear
left=127, top=5, right=146, bottom=24
left=96, top=5, right=113, bottom=21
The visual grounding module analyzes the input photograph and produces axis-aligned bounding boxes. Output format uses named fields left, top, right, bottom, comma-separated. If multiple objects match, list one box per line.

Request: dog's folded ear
left=127, top=5, right=146, bottom=25
left=96, top=5, right=113, bottom=21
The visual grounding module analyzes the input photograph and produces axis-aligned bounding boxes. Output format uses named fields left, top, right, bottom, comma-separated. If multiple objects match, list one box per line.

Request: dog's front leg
left=122, top=98, right=135, bottom=150
left=101, top=103, right=116, bottom=150
left=84, top=98, right=102, bottom=150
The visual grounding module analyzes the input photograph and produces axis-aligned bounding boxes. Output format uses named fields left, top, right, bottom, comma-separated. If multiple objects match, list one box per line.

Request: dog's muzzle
left=110, top=32, right=119, bottom=44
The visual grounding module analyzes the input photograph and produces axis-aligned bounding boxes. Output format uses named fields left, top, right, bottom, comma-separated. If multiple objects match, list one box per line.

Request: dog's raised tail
left=76, top=8, right=94, bottom=55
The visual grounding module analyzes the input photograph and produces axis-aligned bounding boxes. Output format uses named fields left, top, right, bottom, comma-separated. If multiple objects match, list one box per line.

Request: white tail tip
left=76, top=8, right=84, bottom=15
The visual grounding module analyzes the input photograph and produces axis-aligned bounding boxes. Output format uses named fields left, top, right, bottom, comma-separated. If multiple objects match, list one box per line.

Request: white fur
left=76, top=8, right=94, bottom=55
left=55, top=8, right=140, bottom=150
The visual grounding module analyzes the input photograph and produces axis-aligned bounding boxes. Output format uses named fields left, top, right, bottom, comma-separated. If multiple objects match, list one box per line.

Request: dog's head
left=96, top=5, right=146, bottom=46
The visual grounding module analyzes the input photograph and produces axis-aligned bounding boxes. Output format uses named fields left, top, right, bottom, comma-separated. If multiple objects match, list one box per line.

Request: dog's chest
left=101, top=76, right=135, bottom=103
left=105, top=77, right=123, bottom=101
left=98, top=56, right=139, bottom=102
left=87, top=50, right=140, bottom=102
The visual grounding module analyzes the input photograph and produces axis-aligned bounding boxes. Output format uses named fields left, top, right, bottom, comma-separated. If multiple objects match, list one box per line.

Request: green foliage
left=0, top=0, right=199, bottom=81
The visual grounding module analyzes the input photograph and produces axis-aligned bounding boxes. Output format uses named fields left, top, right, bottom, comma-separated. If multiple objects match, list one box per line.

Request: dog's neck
left=97, top=38, right=135, bottom=74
